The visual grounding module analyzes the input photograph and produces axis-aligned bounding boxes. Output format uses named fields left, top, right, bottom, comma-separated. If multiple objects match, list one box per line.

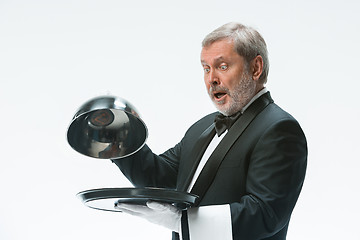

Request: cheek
left=203, top=74, right=210, bottom=85
left=220, top=74, right=235, bottom=88
left=204, top=79, right=210, bottom=89
left=205, top=84, right=211, bottom=94
left=225, top=71, right=242, bottom=88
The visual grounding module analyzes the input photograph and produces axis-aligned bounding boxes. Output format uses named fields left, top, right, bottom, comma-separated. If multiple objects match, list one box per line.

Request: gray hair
left=202, top=22, right=269, bottom=84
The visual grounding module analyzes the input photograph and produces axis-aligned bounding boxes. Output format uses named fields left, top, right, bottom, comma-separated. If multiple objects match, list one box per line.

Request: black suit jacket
left=113, top=92, right=307, bottom=240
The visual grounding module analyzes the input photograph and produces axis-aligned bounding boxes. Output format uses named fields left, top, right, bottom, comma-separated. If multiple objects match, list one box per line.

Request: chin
left=215, top=102, right=243, bottom=116
left=214, top=103, right=232, bottom=116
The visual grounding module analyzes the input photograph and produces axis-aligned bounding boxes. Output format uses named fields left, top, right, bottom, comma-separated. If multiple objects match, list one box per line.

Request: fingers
left=115, top=201, right=179, bottom=217
left=146, top=201, right=168, bottom=211
left=115, top=203, right=150, bottom=216
left=116, top=207, right=145, bottom=217
left=115, top=201, right=181, bottom=232
left=146, top=201, right=179, bottom=214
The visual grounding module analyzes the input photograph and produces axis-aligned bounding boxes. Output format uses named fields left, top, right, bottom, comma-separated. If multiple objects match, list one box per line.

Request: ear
left=251, top=55, right=263, bottom=81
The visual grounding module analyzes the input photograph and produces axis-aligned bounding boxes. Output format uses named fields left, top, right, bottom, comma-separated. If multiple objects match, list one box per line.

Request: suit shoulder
left=261, top=102, right=298, bottom=122
left=247, top=102, right=304, bottom=135
left=185, top=112, right=217, bottom=135
left=253, top=102, right=306, bottom=138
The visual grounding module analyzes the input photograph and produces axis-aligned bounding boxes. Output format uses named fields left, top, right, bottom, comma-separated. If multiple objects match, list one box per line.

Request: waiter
left=112, top=22, right=307, bottom=240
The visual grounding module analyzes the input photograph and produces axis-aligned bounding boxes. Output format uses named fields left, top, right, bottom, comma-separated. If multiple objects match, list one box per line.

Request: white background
left=1, top=0, right=359, bottom=239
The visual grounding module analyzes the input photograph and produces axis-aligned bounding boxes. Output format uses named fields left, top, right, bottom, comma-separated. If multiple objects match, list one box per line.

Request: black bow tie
left=214, top=111, right=242, bottom=136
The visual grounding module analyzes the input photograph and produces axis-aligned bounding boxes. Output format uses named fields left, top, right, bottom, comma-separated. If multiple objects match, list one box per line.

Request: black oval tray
left=77, top=187, right=198, bottom=212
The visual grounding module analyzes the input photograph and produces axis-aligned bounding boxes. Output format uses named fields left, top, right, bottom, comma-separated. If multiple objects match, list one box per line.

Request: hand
left=115, top=201, right=182, bottom=232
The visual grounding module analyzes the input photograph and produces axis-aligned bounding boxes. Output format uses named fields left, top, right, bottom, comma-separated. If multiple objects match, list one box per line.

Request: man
left=112, top=22, right=307, bottom=240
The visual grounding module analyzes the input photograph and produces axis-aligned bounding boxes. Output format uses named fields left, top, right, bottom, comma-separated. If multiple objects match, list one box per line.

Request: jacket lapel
left=177, top=123, right=216, bottom=192
left=177, top=92, right=273, bottom=195
left=189, top=92, right=274, bottom=204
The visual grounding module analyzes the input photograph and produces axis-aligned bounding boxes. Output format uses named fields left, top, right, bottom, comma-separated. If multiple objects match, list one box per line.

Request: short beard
left=212, top=72, right=257, bottom=116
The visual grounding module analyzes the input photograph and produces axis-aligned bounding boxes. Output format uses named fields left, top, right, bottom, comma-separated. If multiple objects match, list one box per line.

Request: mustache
left=209, top=86, right=230, bottom=95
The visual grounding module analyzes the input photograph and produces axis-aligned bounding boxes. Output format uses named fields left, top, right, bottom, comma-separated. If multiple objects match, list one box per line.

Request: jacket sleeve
left=111, top=141, right=182, bottom=189
left=111, top=113, right=215, bottom=189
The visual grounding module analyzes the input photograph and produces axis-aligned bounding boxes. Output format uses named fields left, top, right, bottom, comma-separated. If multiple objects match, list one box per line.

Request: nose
left=207, top=70, right=220, bottom=86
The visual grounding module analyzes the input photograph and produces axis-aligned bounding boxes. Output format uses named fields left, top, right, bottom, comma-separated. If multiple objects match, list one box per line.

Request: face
left=201, top=39, right=257, bottom=116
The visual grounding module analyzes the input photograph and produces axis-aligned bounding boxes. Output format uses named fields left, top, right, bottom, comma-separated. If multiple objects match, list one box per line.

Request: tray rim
left=76, top=187, right=199, bottom=211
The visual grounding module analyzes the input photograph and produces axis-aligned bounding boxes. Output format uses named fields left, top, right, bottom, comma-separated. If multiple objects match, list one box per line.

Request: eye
left=203, top=66, right=210, bottom=73
left=220, top=64, right=228, bottom=70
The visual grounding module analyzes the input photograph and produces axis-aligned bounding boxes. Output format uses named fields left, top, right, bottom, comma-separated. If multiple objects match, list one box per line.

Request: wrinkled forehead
left=200, top=39, right=239, bottom=63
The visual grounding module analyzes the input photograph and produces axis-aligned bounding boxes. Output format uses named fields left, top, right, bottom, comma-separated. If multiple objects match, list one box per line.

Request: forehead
left=200, top=39, right=239, bottom=63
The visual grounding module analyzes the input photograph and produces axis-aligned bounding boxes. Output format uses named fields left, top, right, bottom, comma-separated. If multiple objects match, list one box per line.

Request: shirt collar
left=240, top=87, right=268, bottom=114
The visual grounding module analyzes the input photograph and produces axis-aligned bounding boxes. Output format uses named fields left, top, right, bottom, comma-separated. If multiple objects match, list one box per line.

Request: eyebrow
left=201, top=56, right=226, bottom=65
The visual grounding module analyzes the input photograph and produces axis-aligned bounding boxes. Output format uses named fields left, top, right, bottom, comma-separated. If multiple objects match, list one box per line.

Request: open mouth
left=214, top=92, right=227, bottom=100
